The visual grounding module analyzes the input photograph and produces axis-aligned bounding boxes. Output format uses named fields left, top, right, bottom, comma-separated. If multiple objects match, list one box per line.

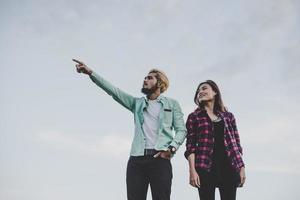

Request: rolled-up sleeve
left=184, top=113, right=197, bottom=159
left=230, top=113, right=243, bottom=155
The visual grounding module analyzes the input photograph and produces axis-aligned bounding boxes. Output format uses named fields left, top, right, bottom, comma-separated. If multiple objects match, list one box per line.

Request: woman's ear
left=212, top=90, right=217, bottom=97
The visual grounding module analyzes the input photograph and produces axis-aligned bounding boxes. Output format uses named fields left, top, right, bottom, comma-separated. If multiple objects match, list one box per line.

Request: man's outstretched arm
left=73, top=59, right=136, bottom=112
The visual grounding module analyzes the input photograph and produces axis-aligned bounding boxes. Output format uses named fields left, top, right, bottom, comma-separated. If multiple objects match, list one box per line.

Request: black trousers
left=196, top=168, right=238, bottom=200
left=197, top=184, right=237, bottom=200
left=126, top=156, right=173, bottom=200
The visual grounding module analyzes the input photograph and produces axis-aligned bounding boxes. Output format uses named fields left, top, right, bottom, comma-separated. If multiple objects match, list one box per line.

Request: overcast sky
left=1, top=0, right=300, bottom=199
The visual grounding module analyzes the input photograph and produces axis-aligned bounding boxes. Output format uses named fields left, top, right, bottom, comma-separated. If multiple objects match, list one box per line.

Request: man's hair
left=149, top=69, right=169, bottom=93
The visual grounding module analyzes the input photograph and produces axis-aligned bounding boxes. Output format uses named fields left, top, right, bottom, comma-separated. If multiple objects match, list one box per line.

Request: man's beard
left=141, top=84, right=159, bottom=95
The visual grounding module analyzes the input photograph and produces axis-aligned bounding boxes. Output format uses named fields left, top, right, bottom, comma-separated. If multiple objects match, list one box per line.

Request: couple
left=72, top=59, right=246, bottom=200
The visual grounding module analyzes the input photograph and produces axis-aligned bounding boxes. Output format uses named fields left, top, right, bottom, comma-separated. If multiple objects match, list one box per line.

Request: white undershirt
left=142, top=99, right=161, bottom=149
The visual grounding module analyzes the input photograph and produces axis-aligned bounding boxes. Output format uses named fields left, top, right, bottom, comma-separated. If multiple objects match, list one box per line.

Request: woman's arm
left=229, top=112, right=246, bottom=186
left=184, top=113, right=200, bottom=187
left=184, top=113, right=197, bottom=158
left=187, top=153, right=200, bottom=188
left=230, top=113, right=243, bottom=155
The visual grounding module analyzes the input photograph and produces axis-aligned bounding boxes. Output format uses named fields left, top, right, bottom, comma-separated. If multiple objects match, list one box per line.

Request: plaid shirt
left=184, top=108, right=245, bottom=172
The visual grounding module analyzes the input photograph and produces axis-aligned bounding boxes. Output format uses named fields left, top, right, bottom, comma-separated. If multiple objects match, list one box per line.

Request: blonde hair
left=149, top=69, right=169, bottom=93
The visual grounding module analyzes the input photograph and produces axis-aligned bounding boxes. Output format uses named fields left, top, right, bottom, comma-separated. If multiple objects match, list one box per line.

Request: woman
left=184, top=80, right=245, bottom=200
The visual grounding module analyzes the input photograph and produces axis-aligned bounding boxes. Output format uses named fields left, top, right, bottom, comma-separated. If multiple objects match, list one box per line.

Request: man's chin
left=141, top=88, right=149, bottom=95
left=141, top=88, right=154, bottom=95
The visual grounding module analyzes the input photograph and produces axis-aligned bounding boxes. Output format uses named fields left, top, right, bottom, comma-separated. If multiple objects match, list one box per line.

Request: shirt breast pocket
left=163, top=108, right=173, bottom=126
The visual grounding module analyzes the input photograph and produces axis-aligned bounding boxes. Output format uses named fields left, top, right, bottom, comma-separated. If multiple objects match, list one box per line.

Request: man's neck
left=147, top=90, right=161, bottom=100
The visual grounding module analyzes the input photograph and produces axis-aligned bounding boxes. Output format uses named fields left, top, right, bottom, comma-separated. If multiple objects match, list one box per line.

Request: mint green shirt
left=90, top=72, right=187, bottom=156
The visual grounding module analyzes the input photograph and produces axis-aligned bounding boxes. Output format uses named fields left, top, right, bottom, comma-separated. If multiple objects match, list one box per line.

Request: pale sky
left=1, top=0, right=300, bottom=199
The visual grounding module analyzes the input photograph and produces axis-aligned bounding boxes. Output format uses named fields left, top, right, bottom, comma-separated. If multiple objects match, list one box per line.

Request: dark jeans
left=126, top=156, right=173, bottom=200
left=196, top=164, right=239, bottom=200
left=198, top=185, right=237, bottom=200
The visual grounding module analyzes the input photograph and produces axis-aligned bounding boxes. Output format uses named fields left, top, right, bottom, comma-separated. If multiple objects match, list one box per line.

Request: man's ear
left=157, top=81, right=161, bottom=87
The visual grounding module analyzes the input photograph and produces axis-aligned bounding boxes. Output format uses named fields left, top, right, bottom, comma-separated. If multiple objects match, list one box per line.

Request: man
left=72, top=59, right=186, bottom=200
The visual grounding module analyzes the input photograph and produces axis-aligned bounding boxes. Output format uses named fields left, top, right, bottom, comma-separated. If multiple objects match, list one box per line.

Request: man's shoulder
left=134, top=96, right=178, bottom=102
left=134, top=97, right=146, bottom=104
left=161, top=96, right=180, bottom=107
left=163, top=96, right=176, bottom=101
left=135, top=95, right=181, bottom=107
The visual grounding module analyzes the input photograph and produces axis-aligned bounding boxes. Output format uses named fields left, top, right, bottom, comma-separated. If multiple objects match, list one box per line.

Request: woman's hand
left=239, top=167, right=246, bottom=187
left=72, top=59, right=93, bottom=75
left=189, top=169, right=201, bottom=188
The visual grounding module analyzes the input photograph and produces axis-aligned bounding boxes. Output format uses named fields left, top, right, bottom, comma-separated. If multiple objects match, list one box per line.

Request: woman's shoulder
left=221, top=110, right=235, bottom=120
left=187, top=107, right=205, bottom=118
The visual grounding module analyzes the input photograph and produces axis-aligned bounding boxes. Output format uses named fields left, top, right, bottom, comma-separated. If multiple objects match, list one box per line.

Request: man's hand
left=153, top=150, right=171, bottom=160
left=72, top=59, right=93, bottom=75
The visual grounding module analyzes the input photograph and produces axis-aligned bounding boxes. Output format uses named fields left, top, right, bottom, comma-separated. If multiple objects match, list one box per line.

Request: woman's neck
left=204, top=101, right=215, bottom=114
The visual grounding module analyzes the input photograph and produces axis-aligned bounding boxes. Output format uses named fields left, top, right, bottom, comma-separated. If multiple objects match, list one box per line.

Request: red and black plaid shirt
left=184, top=108, right=245, bottom=172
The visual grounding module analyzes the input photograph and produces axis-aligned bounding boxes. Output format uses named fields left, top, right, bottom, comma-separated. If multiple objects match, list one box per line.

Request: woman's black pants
left=198, top=184, right=237, bottom=200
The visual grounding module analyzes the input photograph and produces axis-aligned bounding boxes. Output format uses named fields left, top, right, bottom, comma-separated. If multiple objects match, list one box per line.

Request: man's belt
left=144, top=149, right=159, bottom=156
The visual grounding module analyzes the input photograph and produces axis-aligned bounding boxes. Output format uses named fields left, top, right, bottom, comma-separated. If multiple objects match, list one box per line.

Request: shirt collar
left=195, top=107, right=225, bottom=117
left=143, top=95, right=165, bottom=103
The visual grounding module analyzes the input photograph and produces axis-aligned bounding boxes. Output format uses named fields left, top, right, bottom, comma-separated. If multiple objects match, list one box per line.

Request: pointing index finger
left=72, top=59, right=84, bottom=65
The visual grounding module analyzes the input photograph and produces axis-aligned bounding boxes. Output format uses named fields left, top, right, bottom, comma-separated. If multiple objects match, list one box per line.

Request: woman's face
left=197, top=83, right=217, bottom=103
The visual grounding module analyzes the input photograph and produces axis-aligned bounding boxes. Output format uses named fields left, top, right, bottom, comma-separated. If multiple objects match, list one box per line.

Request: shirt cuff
left=184, top=148, right=196, bottom=159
